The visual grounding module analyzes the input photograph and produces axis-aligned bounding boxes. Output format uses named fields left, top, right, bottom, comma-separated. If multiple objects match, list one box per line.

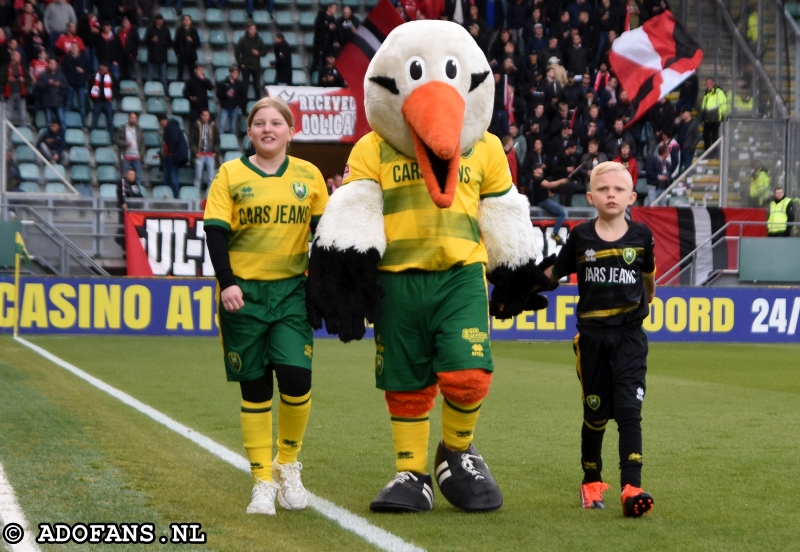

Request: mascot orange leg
left=438, top=369, right=492, bottom=451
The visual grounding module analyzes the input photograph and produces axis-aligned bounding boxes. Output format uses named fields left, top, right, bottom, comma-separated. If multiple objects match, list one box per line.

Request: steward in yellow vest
left=767, top=187, right=795, bottom=236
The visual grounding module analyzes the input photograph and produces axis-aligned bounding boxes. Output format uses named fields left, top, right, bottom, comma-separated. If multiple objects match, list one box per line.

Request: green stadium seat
left=224, top=151, right=241, bottom=162
left=299, top=12, right=316, bottom=28
left=303, top=33, right=315, bottom=49
left=137, top=27, right=146, bottom=41
left=145, top=148, right=161, bottom=167
left=20, top=182, right=41, bottom=193
left=263, top=68, right=276, bottom=84
left=121, top=96, right=143, bottom=112
left=97, top=165, right=118, bottom=183
left=787, top=2, right=800, bottom=18
left=179, top=186, right=200, bottom=200
left=275, top=0, right=292, bottom=7
left=151, top=185, right=173, bottom=198
left=119, top=80, right=139, bottom=96
left=64, top=111, right=83, bottom=128
left=253, top=10, right=271, bottom=25
left=275, top=12, right=295, bottom=27
left=160, top=7, right=178, bottom=23
left=144, top=130, right=161, bottom=148
left=75, top=183, right=94, bottom=197
left=113, top=112, right=129, bottom=128
left=229, top=9, right=248, bottom=25
left=292, top=70, right=308, bottom=86
left=70, top=165, right=92, bottom=183
left=147, top=97, right=168, bottom=114
left=226, top=0, right=245, bottom=5
left=260, top=53, right=274, bottom=69
left=34, top=110, right=47, bottom=128
left=311, top=70, right=319, bottom=85
left=283, top=32, right=299, bottom=48
left=365, top=0, right=379, bottom=6
left=167, top=66, right=178, bottom=81
left=342, top=0, right=360, bottom=7
left=208, top=100, right=217, bottom=115
left=90, top=130, right=111, bottom=147
left=11, top=127, right=33, bottom=145
left=571, top=194, right=590, bottom=207
left=212, top=51, right=232, bottom=68
left=15, top=145, right=36, bottom=163
left=138, top=47, right=147, bottom=64
left=197, top=51, right=207, bottom=65
left=69, top=146, right=91, bottom=165
left=220, top=133, right=239, bottom=151
left=296, top=0, right=316, bottom=7
left=144, top=81, right=165, bottom=97
left=168, top=81, right=185, bottom=98
left=291, top=54, right=303, bottom=68
left=214, top=67, right=229, bottom=82
left=182, top=7, right=202, bottom=21
left=209, top=29, right=228, bottom=48
left=95, top=147, right=117, bottom=165
left=206, top=8, right=225, bottom=25
left=20, top=163, right=40, bottom=182
left=45, top=182, right=67, bottom=193
left=64, top=128, right=86, bottom=147
left=259, top=31, right=275, bottom=46
left=232, top=30, right=245, bottom=44
left=167, top=50, right=178, bottom=65
left=99, top=183, right=117, bottom=197
left=150, top=167, right=163, bottom=184
left=178, top=167, right=194, bottom=185
left=172, top=98, right=190, bottom=115
left=139, top=114, right=159, bottom=130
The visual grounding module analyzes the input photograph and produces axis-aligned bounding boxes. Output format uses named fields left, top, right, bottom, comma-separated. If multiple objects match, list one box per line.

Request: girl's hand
left=221, top=285, right=244, bottom=312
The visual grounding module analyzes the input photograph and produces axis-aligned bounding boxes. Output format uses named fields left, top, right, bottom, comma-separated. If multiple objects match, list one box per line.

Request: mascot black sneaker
left=434, top=441, right=503, bottom=512
left=369, top=471, right=434, bottom=513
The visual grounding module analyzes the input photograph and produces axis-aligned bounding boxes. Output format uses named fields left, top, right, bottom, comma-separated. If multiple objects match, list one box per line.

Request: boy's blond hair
left=589, top=161, right=633, bottom=190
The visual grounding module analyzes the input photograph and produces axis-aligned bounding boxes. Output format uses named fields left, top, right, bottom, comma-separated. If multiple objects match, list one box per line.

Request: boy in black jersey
left=545, top=161, right=656, bottom=517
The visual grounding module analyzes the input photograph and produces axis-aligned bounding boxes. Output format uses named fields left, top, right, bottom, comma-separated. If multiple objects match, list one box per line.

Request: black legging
left=239, top=364, right=311, bottom=403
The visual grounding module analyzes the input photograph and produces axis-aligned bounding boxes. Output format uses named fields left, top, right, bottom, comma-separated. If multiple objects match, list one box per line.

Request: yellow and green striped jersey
left=343, top=131, right=512, bottom=272
left=204, top=155, right=328, bottom=281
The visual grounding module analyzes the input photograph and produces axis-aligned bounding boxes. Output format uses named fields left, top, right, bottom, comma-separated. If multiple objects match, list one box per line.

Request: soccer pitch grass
left=0, top=335, right=798, bottom=551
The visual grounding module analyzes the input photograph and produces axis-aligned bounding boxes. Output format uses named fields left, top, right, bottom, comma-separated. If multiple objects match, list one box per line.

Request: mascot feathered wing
left=306, top=21, right=556, bottom=513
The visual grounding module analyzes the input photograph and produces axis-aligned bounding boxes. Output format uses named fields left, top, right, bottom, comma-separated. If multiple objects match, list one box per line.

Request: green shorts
left=218, top=276, right=313, bottom=382
left=374, top=263, right=493, bottom=391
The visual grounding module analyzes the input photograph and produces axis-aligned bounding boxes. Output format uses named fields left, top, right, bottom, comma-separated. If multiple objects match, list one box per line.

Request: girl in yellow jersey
left=203, top=97, right=328, bottom=515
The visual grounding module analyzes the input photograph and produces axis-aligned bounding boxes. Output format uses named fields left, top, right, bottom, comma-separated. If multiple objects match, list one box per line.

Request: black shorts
left=573, top=325, right=648, bottom=422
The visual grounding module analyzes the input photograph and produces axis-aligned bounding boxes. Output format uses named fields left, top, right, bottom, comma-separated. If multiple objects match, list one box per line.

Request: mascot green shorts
left=218, top=276, right=313, bottom=382
left=374, top=263, right=494, bottom=391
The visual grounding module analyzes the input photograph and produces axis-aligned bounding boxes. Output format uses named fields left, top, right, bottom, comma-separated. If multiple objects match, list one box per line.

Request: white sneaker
left=272, top=458, right=309, bottom=510
left=246, top=478, right=278, bottom=515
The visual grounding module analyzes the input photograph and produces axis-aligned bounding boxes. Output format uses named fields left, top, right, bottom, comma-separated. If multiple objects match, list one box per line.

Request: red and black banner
left=609, top=11, right=703, bottom=127
left=335, top=0, right=405, bottom=140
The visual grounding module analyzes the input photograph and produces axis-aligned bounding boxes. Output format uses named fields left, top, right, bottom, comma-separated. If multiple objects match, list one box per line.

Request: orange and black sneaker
left=621, top=484, right=654, bottom=517
left=580, top=481, right=610, bottom=509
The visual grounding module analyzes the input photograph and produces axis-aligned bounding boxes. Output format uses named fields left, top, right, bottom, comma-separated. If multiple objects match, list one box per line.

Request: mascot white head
left=363, top=20, right=494, bottom=208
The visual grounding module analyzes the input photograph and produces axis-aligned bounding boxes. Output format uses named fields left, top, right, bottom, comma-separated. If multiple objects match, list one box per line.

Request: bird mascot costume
left=306, top=20, right=555, bottom=513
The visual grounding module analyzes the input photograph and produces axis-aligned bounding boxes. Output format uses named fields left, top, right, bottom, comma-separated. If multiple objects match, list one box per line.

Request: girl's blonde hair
left=246, top=96, right=295, bottom=129
left=589, top=161, right=633, bottom=190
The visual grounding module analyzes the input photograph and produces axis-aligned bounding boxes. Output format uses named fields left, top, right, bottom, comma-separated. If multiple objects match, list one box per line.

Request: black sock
left=616, top=407, right=643, bottom=488
left=581, top=420, right=606, bottom=484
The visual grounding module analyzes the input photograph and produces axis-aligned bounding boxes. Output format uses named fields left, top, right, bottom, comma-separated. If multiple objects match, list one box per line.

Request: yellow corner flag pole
left=13, top=232, right=30, bottom=338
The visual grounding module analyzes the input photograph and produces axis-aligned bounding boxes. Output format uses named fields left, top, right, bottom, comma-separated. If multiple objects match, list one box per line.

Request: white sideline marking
left=0, top=463, right=42, bottom=552
left=15, top=337, right=425, bottom=552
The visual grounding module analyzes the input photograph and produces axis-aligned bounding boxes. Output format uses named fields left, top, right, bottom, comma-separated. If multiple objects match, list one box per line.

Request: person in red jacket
left=54, top=22, right=85, bottom=58
left=613, top=141, right=639, bottom=188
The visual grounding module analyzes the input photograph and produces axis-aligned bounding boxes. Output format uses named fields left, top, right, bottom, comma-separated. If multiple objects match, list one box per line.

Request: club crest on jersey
left=290, top=181, right=308, bottom=201
left=586, top=395, right=601, bottom=410
left=623, top=248, right=636, bottom=264
left=228, top=352, right=242, bottom=372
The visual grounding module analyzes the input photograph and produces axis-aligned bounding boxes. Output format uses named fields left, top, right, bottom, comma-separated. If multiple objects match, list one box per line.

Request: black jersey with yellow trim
left=552, top=218, right=656, bottom=329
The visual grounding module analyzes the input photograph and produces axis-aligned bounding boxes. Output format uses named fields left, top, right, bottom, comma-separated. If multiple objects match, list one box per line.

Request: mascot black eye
left=445, top=59, right=458, bottom=79
left=410, top=60, right=423, bottom=80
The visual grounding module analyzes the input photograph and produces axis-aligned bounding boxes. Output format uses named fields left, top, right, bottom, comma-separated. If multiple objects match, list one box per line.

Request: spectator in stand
left=62, top=42, right=90, bottom=121
left=312, top=3, right=338, bottom=72
left=144, top=14, right=171, bottom=90
left=43, top=0, right=75, bottom=51
left=0, top=38, right=24, bottom=68
left=598, top=74, right=618, bottom=111
left=325, top=176, right=335, bottom=195
left=90, top=61, right=116, bottom=141
left=676, top=72, right=698, bottom=113
left=29, top=48, right=48, bottom=119
left=117, top=167, right=143, bottom=209
left=113, top=111, right=145, bottom=184
left=54, top=22, right=85, bottom=58
left=502, top=134, right=519, bottom=186
left=119, top=0, right=141, bottom=27
left=603, top=117, right=636, bottom=159
left=675, top=107, right=700, bottom=174
left=318, top=52, right=343, bottom=87
left=77, top=10, right=100, bottom=66
left=36, top=56, right=66, bottom=125
left=115, top=16, right=139, bottom=81
left=216, top=65, right=247, bottom=135
left=163, top=0, right=185, bottom=18
left=36, top=119, right=69, bottom=166
left=526, top=22, right=547, bottom=58
left=96, top=0, right=120, bottom=29
left=509, top=122, right=526, bottom=169
left=6, top=148, right=22, bottom=192
left=159, top=114, right=189, bottom=198
left=700, top=77, right=727, bottom=153
left=594, top=0, right=617, bottom=60
left=613, top=141, right=638, bottom=187
left=13, top=3, right=39, bottom=46
left=174, top=14, right=200, bottom=82
left=647, top=95, right=676, bottom=154
left=524, top=103, right=548, bottom=146
left=564, top=33, right=592, bottom=78
left=549, top=106, right=571, bottom=143
left=235, top=22, right=268, bottom=100
left=549, top=139, right=580, bottom=206
left=337, top=6, right=360, bottom=46
left=579, top=120, right=602, bottom=152
left=466, top=22, right=489, bottom=55
left=579, top=139, right=608, bottom=192
left=183, top=65, right=213, bottom=125
left=273, top=32, right=292, bottom=85
left=645, top=143, right=670, bottom=205
left=1, top=49, right=29, bottom=125
left=93, top=22, right=118, bottom=78
left=597, top=29, right=616, bottom=68
left=21, top=20, right=48, bottom=64
left=331, top=173, right=343, bottom=193
left=489, top=28, right=512, bottom=67
left=524, top=136, right=547, bottom=176
left=530, top=162, right=568, bottom=245
left=562, top=71, right=583, bottom=111
left=189, top=108, right=220, bottom=192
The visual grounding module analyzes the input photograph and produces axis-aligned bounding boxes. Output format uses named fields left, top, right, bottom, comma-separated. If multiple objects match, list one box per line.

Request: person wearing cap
left=562, top=71, right=583, bottom=110
left=273, top=32, right=292, bottom=85
left=547, top=55, right=568, bottom=87
left=675, top=107, right=700, bottom=174
left=526, top=21, right=547, bottom=55
left=144, top=14, right=172, bottom=90
left=216, top=65, right=247, bottom=135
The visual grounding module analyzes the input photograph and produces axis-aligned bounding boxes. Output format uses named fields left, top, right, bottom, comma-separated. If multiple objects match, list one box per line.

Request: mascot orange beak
left=401, top=82, right=465, bottom=209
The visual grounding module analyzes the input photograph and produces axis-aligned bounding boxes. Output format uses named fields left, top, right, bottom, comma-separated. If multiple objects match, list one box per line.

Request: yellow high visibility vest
left=768, top=197, right=792, bottom=234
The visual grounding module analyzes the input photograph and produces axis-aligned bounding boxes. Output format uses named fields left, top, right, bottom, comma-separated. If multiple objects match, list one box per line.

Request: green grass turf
left=0, top=335, right=798, bottom=551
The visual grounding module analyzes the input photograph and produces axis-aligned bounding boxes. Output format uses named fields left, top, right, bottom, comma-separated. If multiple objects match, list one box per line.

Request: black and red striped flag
left=335, top=0, right=405, bottom=140
left=609, top=11, right=702, bottom=127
